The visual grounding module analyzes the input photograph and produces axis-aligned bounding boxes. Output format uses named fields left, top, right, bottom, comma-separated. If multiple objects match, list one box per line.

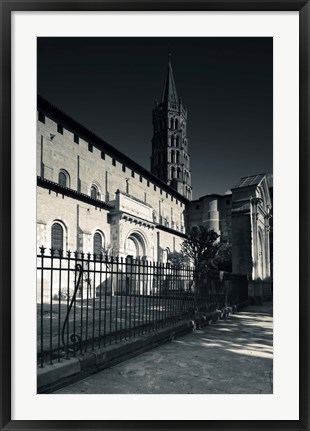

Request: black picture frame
left=1, top=1, right=309, bottom=429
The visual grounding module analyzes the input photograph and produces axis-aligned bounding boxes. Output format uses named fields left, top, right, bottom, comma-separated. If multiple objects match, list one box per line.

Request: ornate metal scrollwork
left=61, top=264, right=83, bottom=354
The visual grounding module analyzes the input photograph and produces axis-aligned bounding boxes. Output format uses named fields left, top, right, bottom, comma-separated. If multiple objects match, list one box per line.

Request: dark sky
left=37, top=37, right=273, bottom=199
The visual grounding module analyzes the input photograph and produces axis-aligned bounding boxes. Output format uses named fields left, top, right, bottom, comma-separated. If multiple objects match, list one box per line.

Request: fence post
left=39, top=246, right=45, bottom=368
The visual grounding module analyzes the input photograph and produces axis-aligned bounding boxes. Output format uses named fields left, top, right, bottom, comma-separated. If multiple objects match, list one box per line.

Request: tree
left=167, top=251, right=189, bottom=268
left=209, top=242, right=232, bottom=273
left=181, top=226, right=219, bottom=271
left=181, top=226, right=219, bottom=311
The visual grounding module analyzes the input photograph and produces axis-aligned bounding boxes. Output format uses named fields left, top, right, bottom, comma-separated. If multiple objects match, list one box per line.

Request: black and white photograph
left=36, top=37, right=273, bottom=395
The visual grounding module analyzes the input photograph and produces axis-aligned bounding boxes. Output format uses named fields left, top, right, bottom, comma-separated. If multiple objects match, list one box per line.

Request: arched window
left=170, top=151, right=175, bottom=163
left=170, top=118, right=174, bottom=129
left=51, top=222, right=63, bottom=251
left=171, top=135, right=175, bottom=147
left=58, top=170, right=69, bottom=188
left=176, top=136, right=179, bottom=147
left=171, top=167, right=175, bottom=179
left=175, top=119, right=179, bottom=129
left=93, top=231, right=104, bottom=255
left=91, top=185, right=99, bottom=200
left=177, top=167, right=181, bottom=179
left=176, top=151, right=180, bottom=164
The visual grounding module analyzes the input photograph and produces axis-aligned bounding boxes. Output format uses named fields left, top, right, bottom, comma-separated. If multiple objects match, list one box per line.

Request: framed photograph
left=1, top=1, right=309, bottom=429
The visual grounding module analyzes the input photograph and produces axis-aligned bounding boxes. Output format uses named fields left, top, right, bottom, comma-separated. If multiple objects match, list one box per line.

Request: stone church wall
left=37, top=109, right=186, bottom=260
left=37, top=185, right=184, bottom=260
left=37, top=112, right=186, bottom=234
left=37, top=187, right=111, bottom=253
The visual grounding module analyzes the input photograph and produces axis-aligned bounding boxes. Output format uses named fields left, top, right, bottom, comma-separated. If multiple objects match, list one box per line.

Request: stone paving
left=55, top=304, right=273, bottom=394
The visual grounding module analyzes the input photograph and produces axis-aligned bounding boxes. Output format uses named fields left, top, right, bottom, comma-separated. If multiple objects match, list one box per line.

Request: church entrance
left=125, top=231, right=149, bottom=294
left=125, top=231, right=147, bottom=259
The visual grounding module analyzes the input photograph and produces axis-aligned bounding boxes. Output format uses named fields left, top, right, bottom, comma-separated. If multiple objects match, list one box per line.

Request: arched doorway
left=125, top=231, right=148, bottom=294
left=125, top=231, right=147, bottom=259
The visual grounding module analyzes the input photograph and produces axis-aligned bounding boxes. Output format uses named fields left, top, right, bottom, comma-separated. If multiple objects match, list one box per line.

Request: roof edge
left=37, top=96, right=189, bottom=204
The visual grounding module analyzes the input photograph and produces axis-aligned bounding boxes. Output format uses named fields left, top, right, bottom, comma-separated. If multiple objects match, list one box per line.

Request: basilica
left=37, top=57, right=272, bottom=282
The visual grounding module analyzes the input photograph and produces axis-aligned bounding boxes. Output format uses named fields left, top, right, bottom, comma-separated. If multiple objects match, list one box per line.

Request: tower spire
left=161, top=52, right=178, bottom=104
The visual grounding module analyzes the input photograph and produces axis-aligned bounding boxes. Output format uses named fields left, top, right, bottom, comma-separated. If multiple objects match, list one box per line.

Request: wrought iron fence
left=37, top=247, right=248, bottom=367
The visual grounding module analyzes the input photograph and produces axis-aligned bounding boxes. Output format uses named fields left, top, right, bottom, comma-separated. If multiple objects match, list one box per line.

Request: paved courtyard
left=55, top=304, right=273, bottom=394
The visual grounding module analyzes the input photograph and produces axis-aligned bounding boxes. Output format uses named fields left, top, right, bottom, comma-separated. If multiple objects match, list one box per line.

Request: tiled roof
left=232, top=173, right=266, bottom=189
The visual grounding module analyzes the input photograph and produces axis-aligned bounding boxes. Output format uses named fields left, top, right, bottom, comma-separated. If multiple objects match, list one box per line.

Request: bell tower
left=151, top=54, right=192, bottom=200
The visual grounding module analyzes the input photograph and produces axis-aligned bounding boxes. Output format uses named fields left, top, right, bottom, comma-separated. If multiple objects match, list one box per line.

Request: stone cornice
left=110, top=210, right=187, bottom=238
left=121, top=212, right=155, bottom=229
left=155, top=223, right=187, bottom=238
left=37, top=177, right=115, bottom=210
